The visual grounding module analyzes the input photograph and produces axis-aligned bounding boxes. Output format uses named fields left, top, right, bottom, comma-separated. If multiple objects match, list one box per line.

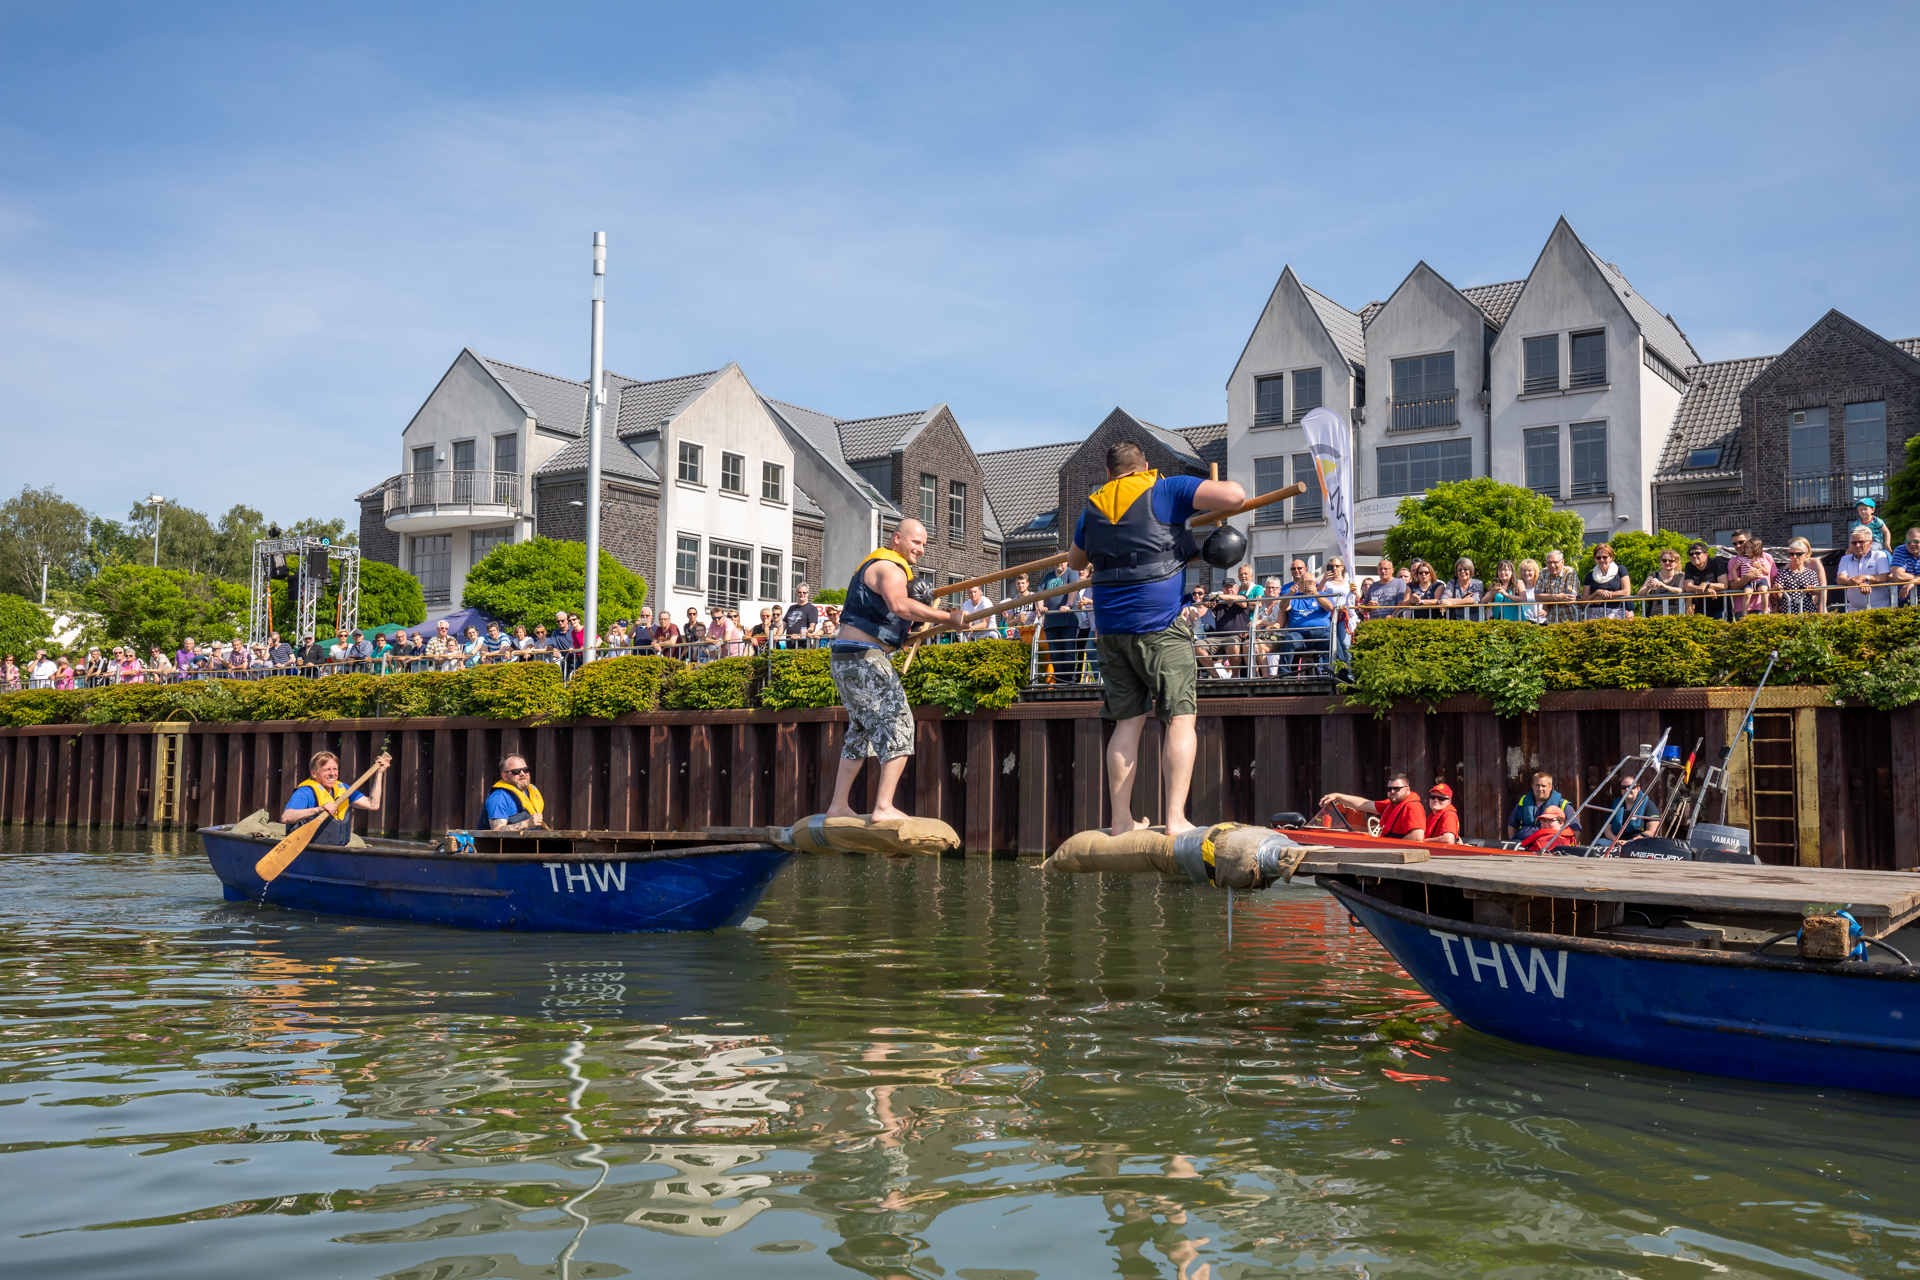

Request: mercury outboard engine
left=1606, top=832, right=1759, bottom=864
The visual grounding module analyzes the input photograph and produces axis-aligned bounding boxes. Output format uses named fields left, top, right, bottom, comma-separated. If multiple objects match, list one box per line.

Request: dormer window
left=1254, top=376, right=1286, bottom=427
left=1686, top=448, right=1722, bottom=469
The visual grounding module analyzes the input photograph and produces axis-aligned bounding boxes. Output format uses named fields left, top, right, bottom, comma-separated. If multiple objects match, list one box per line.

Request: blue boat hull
left=199, top=827, right=794, bottom=933
left=1325, top=879, right=1920, bottom=1097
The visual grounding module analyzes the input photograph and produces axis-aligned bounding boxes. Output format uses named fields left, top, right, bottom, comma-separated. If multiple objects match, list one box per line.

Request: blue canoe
left=1324, top=875, right=1920, bottom=1097
left=199, top=826, right=794, bottom=932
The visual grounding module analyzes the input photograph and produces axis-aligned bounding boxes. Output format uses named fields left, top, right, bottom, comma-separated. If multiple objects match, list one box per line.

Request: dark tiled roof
left=1896, top=338, right=1920, bottom=359
left=837, top=409, right=930, bottom=461
left=792, top=483, right=824, bottom=519
left=1459, top=279, right=1526, bottom=328
left=1301, top=283, right=1366, bottom=373
left=535, top=412, right=662, bottom=483
left=1358, top=300, right=1386, bottom=326
left=1652, top=354, right=1773, bottom=483
left=612, top=369, right=721, bottom=436
left=1586, top=251, right=1700, bottom=373
left=762, top=398, right=902, bottom=516
left=477, top=355, right=589, bottom=435
left=980, top=440, right=1077, bottom=539
left=1178, top=422, right=1228, bottom=471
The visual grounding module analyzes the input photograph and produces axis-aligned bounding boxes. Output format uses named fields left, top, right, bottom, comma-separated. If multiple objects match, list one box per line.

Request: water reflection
left=0, top=827, right=1915, bottom=1279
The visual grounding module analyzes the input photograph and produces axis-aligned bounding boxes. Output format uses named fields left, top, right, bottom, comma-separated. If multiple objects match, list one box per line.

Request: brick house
left=1051, top=408, right=1230, bottom=588
left=1652, top=310, right=1920, bottom=551
left=980, top=440, right=1079, bottom=575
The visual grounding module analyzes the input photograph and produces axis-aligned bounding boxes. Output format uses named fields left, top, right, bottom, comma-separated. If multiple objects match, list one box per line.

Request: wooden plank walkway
left=1311, top=855, right=1920, bottom=934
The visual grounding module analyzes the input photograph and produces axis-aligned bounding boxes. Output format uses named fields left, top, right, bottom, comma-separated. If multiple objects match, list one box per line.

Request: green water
left=0, top=829, right=1914, bottom=1279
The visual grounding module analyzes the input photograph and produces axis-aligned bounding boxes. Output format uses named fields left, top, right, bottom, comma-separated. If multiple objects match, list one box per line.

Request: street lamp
left=145, top=495, right=166, bottom=567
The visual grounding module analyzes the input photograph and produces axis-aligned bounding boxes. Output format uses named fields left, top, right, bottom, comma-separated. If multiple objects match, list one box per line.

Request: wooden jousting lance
left=900, top=480, right=1310, bottom=666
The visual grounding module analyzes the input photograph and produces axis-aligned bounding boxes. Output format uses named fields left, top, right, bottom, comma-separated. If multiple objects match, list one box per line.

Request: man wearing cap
left=1318, top=771, right=1428, bottom=841
left=1850, top=497, right=1891, bottom=554
left=348, top=629, right=374, bottom=673
left=1425, top=783, right=1461, bottom=843
left=1508, top=771, right=1574, bottom=843
left=1519, top=805, right=1579, bottom=852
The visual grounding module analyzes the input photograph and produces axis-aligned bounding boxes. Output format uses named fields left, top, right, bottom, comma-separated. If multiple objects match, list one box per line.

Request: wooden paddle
left=932, top=552, right=1069, bottom=601
left=254, top=756, right=388, bottom=883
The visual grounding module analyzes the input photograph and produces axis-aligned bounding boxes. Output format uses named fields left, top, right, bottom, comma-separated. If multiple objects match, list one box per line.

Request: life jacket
left=295, top=777, right=354, bottom=846
left=839, top=547, right=916, bottom=648
left=1511, top=789, right=1566, bottom=839
left=1080, top=469, right=1198, bottom=586
left=486, top=780, right=545, bottom=827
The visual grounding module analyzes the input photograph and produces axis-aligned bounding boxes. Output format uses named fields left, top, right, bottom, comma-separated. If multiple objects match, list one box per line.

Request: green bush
left=272, top=558, right=425, bottom=633
left=85, top=565, right=248, bottom=653
left=663, top=656, right=759, bottom=710
left=759, top=648, right=839, bottom=711
left=0, top=689, right=93, bottom=727
left=759, top=638, right=1031, bottom=715
left=460, top=538, right=647, bottom=630
left=0, top=593, right=52, bottom=665
left=566, top=655, right=685, bottom=719
left=1350, top=611, right=1920, bottom=715
left=812, top=587, right=847, bottom=605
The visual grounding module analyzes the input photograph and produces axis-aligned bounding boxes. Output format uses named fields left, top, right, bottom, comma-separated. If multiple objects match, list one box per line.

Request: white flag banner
left=1299, top=407, right=1354, bottom=572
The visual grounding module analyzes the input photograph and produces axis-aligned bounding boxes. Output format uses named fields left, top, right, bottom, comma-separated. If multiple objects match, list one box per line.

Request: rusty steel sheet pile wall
left=1, top=690, right=1914, bottom=871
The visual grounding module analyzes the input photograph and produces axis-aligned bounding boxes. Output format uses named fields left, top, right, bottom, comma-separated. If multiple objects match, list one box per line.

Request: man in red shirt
left=1426, top=783, right=1461, bottom=843
left=1519, top=805, right=1579, bottom=852
left=1319, top=772, right=1427, bottom=840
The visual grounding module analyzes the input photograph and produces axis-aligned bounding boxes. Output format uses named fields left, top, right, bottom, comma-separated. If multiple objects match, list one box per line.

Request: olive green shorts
left=1096, top=622, right=1198, bottom=724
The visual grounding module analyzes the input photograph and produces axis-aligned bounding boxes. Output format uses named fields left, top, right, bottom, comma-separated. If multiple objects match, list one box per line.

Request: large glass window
left=678, top=441, right=703, bottom=484
left=1570, top=421, right=1608, bottom=498
left=949, top=480, right=966, bottom=534
left=675, top=535, right=701, bottom=589
left=412, top=445, right=435, bottom=475
left=760, top=549, right=783, bottom=600
left=1378, top=439, right=1472, bottom=497
left=1846, top=401, right=1888, bottom=502
left=1254, top=375, right=1286, bottom=427
left=1253, top=456, right=1287, bottom=525
left=708, top=542, right=752, bottom=605
left=1788, top=408, right=1830, bottom=509
left=410, top=535, right=451, bottom=605
left=491, top=435, right=518, bottom=504
left=1392, top=352, right=1455, bottom=397
left=451, top=440, right=476, bottom=501
left=792, top=557, right=808, bottom=597
left=1525, top=426, right=1561, bottom=497
left=470, top=527, right=510, bottom=564
left=1292, top=453, right=1322, bottom=521
left=1569, top=330, right=1607, bottom=388
left=720, top=451, right=745, bottom=494
left=762, top=461, right=785, bottom=503
left=1292, top=368, right=1322, bottom=420
left=1523, top=335, right=1560, bottom=395
left=919, top=474, right=938, bottom=528
left=1253, top=555, right=1288, bottom=581
left=1791, top=523, right=1833, bottom=550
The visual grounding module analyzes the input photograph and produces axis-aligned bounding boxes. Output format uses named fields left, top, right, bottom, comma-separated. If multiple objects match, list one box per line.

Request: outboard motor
left=1688, top=823, right=1757, bottom=863
left=1611, top=837, right=1693, bottom=862
left=1269, top=811, right=1309, bottom=829
left=1605, top=831, right=1761, bottom=864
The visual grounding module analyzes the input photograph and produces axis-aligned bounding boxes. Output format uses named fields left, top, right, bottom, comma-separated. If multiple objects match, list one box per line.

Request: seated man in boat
left=280, top=749, right=391, bottom=846
left=1507, top=771, right=1579, bottom=841
left=1425, top=783, right=1461, bottom=843
left=1317, top=772, right=1427, bottom=840
left=484, top=755, right=548, bottom=831
left=1598, top=774, right=1656, bottom=847
left=1518, top=805, right=1578, bottom=852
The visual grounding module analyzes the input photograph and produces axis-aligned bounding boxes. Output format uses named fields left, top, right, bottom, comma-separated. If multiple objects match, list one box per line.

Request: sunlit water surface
left=0, top=828, right=1915, bottom=1279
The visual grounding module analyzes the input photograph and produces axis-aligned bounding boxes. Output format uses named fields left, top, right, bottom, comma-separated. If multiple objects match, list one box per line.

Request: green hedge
left=1349, top=611, right=1920, bottom=715
left=761, top=639, right=1029, bottom=715
left=0, top=663, right=568, bottom=727
left=564, top=655, right=685, bottom=719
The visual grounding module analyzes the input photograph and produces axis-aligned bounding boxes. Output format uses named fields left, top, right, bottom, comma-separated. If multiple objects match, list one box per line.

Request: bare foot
left=869, top=804, right=909, bottom=822
left=1165, top=818, right=1197, bottom=836
left=1107, top=817, right=1151, bottom=839
left=824, top=804, right=861, bottom=819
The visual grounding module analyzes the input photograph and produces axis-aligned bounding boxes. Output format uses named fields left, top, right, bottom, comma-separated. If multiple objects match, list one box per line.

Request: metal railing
left=1390, top=388, right=1458, bottom=431
left=1024, top=617, right=1350, bottom=690
left=378, top=470, right=525, bottom=516
left=1787, top=469, right=1886, bottom=511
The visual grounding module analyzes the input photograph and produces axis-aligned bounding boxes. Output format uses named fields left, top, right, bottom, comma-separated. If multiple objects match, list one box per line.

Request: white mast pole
left=584, top=231, right=606, bottom=665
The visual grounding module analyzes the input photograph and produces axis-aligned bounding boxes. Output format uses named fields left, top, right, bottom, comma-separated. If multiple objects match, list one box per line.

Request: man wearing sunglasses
left=484, top=755, right=547, bottom=831
left=1887, top=527, right=1920, bottom=608
left=1317, top=771, right=1427, bottom=841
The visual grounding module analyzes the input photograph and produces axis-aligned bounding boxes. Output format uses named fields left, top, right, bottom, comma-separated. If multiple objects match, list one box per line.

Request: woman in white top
left=1515, top=559, right=1546, bottom=625
left=1320, top=558, right=1357, bottom=669
left=461, top=625, right=486, bottom=669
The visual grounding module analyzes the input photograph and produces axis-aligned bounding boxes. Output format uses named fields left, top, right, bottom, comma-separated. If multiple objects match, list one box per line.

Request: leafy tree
left=0, top=485, right=91, bottom=599
left=270, top=557, right=423, bottom=634
left=212, top=504, right=269, bottom=581
left=1577, top=529, right=1695, bottom=582
left=86, top=565, right=248, bottom=653
left=0, top=594, right=52, bottom=663
left=1381, top=478, right=1588, bottom=579
left=460, top=538, right=647, bottom=629
left=1882, top=433, right=1920, bottom=547
left=285, top=516, right=358, bottom=547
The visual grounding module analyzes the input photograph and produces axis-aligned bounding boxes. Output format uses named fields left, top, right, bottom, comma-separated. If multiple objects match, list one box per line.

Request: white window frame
left=719, top=451, right=746, bottom=495
left=678, top=441, right=704, bottom=485
left=762, top=460, right=785, bottom=503
left=674, top=535, right=701, bottom=589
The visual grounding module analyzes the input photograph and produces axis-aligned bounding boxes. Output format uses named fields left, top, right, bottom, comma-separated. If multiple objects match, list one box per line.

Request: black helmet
left=908, top=574, right=936, bottom=605
left=1200, top=523, right=1247, bottom=570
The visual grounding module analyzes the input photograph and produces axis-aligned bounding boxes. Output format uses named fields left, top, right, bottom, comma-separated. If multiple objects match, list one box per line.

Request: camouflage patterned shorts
left=830, top=646, right=915, bottom=762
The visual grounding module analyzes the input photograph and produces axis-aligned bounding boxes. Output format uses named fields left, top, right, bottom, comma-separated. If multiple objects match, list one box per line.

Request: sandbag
left=786, top=814, right=962, bottom=856
left=231, top=808, right=367, bottom=848
left=1042, top=827, right=1176, bottom=874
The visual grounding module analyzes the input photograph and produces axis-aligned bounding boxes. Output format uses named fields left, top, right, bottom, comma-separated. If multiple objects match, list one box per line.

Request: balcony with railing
left=1787, top=469, right=1887, bottom=511
left=1388, top=388, right=1458, bottom=432
left=378, top=470, right=525, bottom=532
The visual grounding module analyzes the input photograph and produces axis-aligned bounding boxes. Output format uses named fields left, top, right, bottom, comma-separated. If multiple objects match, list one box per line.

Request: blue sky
left=3, top=2, right=1917, bottom=527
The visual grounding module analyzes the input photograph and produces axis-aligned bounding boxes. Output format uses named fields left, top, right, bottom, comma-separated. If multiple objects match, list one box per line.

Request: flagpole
left=584, top=232, right=606, bottom=664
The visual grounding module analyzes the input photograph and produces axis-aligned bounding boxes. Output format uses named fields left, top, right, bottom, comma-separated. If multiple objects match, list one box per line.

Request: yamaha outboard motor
left=1687, top=823, right=1758, bottom=863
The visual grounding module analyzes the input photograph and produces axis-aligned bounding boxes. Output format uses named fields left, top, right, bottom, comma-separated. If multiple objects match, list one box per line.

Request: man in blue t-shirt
left=1273, top=558, right=1332, bottom=674
left=1890, top=526, right=1920, bottom=607
left=1066, top=440, right=1244, bottom=837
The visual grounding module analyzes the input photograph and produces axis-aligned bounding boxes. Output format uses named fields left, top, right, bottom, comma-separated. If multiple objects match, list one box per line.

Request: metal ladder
left=151, top=723, right=187, bottom=827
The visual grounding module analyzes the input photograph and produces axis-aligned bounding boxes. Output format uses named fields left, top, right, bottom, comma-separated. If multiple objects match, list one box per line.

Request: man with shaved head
left=825, top=519, right=965, bottom=821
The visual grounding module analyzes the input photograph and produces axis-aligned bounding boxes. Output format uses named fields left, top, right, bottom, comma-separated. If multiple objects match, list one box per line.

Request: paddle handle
left=254, top=756, right=386, bottom=883
left=934, top=552, right=1069, bottom=601
left=1187, top=481, right=1307, bottom=529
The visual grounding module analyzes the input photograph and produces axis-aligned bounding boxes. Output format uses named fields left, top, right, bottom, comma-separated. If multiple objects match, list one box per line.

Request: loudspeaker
left=305, top=549, right=331, bottom=580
